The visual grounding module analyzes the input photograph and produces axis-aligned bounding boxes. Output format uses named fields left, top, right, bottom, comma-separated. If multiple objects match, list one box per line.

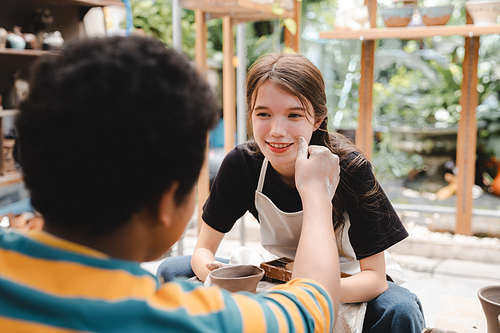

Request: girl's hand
left=204, top=261, right=227, bottom=287
left=206, top=260, right=227, bottom=271
left=295, top=136, right=340, bottom=201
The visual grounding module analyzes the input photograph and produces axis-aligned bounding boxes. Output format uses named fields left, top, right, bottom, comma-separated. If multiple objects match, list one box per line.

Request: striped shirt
left=0, top=228, right=334, bottom=332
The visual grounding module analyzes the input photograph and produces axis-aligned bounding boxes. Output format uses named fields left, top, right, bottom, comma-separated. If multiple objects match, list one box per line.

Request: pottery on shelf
left=478, top=285, right=500, bottom=333
left=209, top=265, right=265, bottom=293
left=465, top=0, right=500, bottom=26
left=381, top=6, right=415, bottom=27
left=419, top=5, right=454, bottom=25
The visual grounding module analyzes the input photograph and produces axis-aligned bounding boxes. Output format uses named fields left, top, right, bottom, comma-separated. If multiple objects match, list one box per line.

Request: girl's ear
left=314, top=117, right=325, bottom=131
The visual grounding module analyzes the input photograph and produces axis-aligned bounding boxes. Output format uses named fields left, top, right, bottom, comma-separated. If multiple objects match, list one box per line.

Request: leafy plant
left=131, top=0, right=197, bottom=58
left=373, top=48, right=462, bottom=129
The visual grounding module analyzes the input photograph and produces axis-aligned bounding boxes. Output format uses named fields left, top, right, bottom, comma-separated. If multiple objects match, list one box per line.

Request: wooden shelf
left=0, top=110, right=19, bottom=118
left=319, top=24, right=500, bottom=40
left=180, top=0, right=294, bottom=22
left=0, top=49, right=51, bottom=57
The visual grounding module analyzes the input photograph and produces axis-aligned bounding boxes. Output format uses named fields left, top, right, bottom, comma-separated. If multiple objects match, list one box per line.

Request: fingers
left=206, top=261, right=226, bottom=271
left=205, top=261, right=227, bottom=286
left=296, top=136, right=308, bottom=161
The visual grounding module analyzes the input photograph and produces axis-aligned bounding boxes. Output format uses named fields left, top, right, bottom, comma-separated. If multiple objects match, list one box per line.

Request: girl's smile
left=266, top=141, right=293, bottom=153
left=251, top=81, right=323, bottom=180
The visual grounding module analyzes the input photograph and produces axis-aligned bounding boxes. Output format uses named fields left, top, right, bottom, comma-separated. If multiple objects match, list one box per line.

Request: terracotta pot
left=209, top=265, right=264, bottom=293
left=478, top=285, right=500, bottom=333
left=491, top=159, right=500, bottom=197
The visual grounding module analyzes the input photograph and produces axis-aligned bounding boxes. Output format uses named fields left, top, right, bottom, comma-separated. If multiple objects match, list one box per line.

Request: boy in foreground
left=0, top=36, right=340, bottom=332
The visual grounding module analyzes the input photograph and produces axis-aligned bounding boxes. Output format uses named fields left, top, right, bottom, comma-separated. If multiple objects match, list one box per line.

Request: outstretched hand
left=204, top=261, right=227, bottom=287
left=295, top=137, right=340, bottom=201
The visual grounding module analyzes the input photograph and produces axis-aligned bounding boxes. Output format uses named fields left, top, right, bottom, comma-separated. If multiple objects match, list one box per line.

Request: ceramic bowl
left=465, top=0, right=500, bottom=26
left=478, top=285, right=500, bottom=333
left=419, top=5, right=454, bottom=26
left=209, top=265, right=264, bottom=293
left=381, top=7, right=415, bottom=27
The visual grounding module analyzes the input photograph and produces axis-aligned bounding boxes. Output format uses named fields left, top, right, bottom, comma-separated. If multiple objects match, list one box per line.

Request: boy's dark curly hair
left=16, top=36, right=218, bottom=235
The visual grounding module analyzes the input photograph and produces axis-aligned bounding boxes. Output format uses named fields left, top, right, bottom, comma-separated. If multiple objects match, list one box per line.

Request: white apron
left=232, top=158, right=406, bottom=285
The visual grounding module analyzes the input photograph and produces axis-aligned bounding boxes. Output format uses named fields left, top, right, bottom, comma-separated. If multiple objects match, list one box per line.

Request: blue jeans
left=156, top=256, right=425, bottom=333
left=363, top=281, right=425, bottom=333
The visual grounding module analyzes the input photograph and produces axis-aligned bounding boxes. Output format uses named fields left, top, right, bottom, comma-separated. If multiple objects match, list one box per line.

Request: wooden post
left=283, top=0, right=301, bottom=52
left=223, top=16, right=236, bottom=154
left=355, top=0, right=376, bottom=160
left=195, top=10, right=209, bottom=231
left=455, top=35, right=479, bottom=235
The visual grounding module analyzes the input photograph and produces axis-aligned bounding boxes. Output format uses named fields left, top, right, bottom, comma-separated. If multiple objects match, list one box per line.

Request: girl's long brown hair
left=245, top=53, right=383, bottom=247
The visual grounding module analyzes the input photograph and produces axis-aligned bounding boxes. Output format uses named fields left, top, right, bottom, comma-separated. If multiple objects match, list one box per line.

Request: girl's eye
left=289, top=113, right=304, bottom=118
left=255, top=112, right=270, bottom=117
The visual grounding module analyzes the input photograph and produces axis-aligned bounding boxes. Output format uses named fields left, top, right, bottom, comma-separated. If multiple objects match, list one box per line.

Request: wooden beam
left=180, top=0, right=294, bottom=20
left=319, top=25, right=500, bottom=41
left=355, top=0, right=377, bottom=160
left=455, top=35, right=479, bottom=236
left=223, top=16, right=236, bottom=154
left=195, top=10, right=210, bottom=232
left=283, top=0, right=301, bottom=53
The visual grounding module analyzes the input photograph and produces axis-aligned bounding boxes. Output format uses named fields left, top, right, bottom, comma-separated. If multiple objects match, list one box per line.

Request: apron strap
left=257, top=158, right=268, bottom=192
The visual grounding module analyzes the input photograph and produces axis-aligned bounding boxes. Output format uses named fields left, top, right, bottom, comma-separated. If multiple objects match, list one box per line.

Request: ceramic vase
left=478, top=285, right=500, bottom=333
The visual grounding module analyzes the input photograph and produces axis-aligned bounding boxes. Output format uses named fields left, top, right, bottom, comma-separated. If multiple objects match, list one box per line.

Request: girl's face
left=251, top=81, right=323, bottom=179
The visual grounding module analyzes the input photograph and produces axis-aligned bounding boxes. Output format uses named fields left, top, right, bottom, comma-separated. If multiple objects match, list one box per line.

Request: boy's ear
left=157, top=182, right=180, bottom=228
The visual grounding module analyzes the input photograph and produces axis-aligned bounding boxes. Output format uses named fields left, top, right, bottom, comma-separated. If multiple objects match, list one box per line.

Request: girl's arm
left=191, top=222, right=225, bottom=282
left=339, top=252, right=388, bottom=303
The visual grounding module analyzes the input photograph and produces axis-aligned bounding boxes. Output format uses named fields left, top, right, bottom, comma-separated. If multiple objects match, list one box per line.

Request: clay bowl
left=478, top=285, right=500, bottom=333
left=209, top=265, right=264, bottom=293
left=419, top=5, right=454, bottom=26
left=381, top=7, right=415, bottom=27
left=466, top=0, right=500, bottom=26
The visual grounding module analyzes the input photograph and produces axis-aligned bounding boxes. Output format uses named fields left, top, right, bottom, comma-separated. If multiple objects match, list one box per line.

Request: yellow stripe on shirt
left=151, top=283, right=226, bottom=315
left=0, top=249, right=156, bottom=300
left=232, top=293, right=267, bottom=333
left=265, top=293, right=305, bottom=333
left=267, top=302, right=289, bottom=333
left=270, top=283, right=330, bottom=333
left=0, top=316, right=83, bottom=333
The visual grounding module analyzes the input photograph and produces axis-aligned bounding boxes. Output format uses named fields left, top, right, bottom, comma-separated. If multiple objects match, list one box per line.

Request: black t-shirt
left=202, top=143, right=408, bottom=260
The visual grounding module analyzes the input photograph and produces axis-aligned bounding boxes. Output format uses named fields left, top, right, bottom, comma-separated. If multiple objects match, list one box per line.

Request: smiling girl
left=157, top=53, right=425, bottom=333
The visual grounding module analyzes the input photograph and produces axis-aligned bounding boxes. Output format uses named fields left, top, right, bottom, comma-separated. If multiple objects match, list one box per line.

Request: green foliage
left=373, top=60, right=462, bottom=128
left=131, top=0, right=197, bottom=58
left=371, top=33, right=500, bottom=179
left=131, top=0, right=294, bottom=65
left=246, top=30, right=277, bottom=65
left=372, top=132, right=425, bottom=180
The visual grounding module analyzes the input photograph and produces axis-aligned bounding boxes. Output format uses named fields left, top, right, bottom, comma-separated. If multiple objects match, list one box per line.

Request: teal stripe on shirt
left=0, top=229, right=154, bottom=281
left=0, top=277, right=246, bottom=333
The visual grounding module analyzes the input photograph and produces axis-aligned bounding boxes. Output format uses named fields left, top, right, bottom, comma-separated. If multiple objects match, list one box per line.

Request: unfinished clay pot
left=478, top=285, right=500, bottom=333
left=209, top=265, right=264, bottom=293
